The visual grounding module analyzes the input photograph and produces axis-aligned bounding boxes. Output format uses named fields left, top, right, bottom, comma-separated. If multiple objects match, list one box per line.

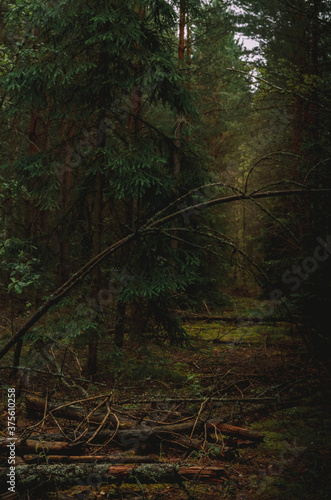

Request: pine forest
left=0, top=1, right=330, bottom=498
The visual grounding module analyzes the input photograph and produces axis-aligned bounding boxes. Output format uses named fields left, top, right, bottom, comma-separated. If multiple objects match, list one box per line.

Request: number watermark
left=6, top=387, right=16, bottom=494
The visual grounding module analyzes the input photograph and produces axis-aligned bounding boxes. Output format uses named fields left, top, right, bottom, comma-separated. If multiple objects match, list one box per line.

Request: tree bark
left=173, top=0, right=185, bottom=176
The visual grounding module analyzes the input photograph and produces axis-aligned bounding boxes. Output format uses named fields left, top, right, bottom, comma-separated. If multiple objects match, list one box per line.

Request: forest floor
left=1, top=298, right=331, bottom=499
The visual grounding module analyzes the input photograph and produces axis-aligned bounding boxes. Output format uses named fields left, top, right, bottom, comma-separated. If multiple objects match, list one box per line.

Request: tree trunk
left=171, top=0, right=186, bottom=254
left=11, top=339, right=22, bottom=377
left=58, top=117, right=75, bottom=284
left=173, top=0, right=185, bottom=179
left=85, top=169, right=103, bottom=377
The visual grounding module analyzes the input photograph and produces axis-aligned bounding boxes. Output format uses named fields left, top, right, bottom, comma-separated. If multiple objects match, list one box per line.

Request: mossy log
left=23, top=454, right=159, bottom=464
left=0, top=463, right=226, bottom=495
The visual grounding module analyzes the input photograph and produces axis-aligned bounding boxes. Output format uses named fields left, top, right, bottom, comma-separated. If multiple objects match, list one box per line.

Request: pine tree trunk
left=171, top=0, right=186, bottom=254
left=57, top=118, right=75, bottom=284
left=85, top=162, right=103, bottom=377
left=173, top=0, right=185, bottom=178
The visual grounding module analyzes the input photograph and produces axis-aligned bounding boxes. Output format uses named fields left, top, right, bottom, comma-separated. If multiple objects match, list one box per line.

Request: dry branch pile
left=0, top=393, right=265, bottom=495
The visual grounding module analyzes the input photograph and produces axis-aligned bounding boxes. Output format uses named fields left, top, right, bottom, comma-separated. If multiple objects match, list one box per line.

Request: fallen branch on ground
left=175, top=311, right=288, bottom=323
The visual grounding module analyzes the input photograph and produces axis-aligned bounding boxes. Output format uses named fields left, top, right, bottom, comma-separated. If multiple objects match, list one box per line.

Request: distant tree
left=232, top=0, right=331, bottom=354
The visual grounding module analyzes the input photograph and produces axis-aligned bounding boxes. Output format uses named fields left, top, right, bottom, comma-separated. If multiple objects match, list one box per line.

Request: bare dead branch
left=0, top=187, right=329, bottom=360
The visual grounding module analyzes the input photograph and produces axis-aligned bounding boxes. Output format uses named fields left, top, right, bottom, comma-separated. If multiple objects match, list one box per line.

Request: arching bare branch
left=0, top=187, right=329, bottom=360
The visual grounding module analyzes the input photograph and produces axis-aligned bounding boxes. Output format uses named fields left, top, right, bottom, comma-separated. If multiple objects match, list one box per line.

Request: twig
left=73, top=397, right=110, bottom=439
left=51, top=346, right=89, bottom=398
left=190, top=399, right=209, bottom=440
left=20, top=415, right=50, bottom=441
left=41, top=393, right=48, bottom=431
left=45, top=393, right=113, bottom=413
left=206, top=422, right=225, bottom=452
left=49, top=412, right=70, bottom=442
left=91, top=405, right=120, bottom=455
left=86, top=399, right=112, bottom=445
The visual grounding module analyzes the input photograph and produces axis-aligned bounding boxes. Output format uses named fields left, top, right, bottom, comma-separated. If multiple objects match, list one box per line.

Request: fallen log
left=118, top=397, right=277, bottom=404
left=112, top=421, right=204, bottom=452
left=148, top=421, right=203, bottom=435
left=16, top=422, right=201, bottom=447
left=10, top=420, right=263, bottom=455
left=206, top=422, right=264, bottom=442
left=175, top=310, right=287, bottom=323
left=154, top=433, right=230, bottom=456
left=23, top=454, right=159, bottom=464
left=0, top=438, right=84, bottom=456
left=0, top=463, right=227, bottom=494
left=35, top=420, right=204, bottom=449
